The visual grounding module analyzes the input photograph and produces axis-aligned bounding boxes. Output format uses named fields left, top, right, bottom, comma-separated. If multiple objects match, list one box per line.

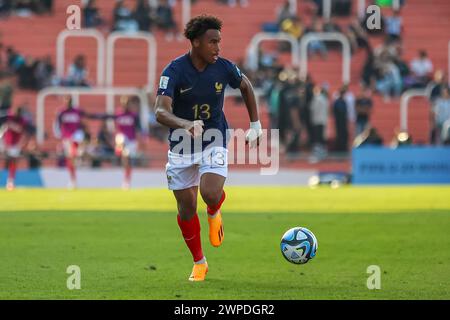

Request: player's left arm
left=239, top=74, right=263, bottom=148
left=80, top=109, right=110, bottom=120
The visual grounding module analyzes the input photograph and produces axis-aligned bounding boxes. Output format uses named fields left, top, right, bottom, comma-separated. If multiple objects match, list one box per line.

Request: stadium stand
left=0, top=0, right=449, bottom=171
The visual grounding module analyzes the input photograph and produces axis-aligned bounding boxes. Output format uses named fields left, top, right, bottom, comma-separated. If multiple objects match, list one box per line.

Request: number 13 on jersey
left=192, top=104, right=211, bottom=120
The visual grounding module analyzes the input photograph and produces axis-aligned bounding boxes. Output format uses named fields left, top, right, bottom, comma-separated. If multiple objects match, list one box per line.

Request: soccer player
left=107, top=95, right=142, bottom=190
left=0, top=107, right=32, bottom=190
left=154, top=15, right=263, bottom=281
left=55, top=96, right=96, bottom=189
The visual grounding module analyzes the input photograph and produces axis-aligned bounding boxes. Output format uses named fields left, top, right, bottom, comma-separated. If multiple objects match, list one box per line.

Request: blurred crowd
left=0, top=0, right=53, bottom=17
left=239, top=0, right=450, bottom=160
left=1, top=0, right=450, bottom=167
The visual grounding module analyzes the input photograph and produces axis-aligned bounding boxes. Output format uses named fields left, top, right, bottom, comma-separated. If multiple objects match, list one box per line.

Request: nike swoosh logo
left=180, top=87, right=193, bottom=94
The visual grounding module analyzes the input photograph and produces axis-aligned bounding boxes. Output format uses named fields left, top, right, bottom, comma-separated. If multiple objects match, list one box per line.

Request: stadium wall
left=0, top=169, right=316, bottom=188
left=352, top=147, right=450, bottom=184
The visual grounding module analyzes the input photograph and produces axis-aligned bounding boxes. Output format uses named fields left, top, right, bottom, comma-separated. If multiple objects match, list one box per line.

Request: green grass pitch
left=0, top=186, right=449, bottom=299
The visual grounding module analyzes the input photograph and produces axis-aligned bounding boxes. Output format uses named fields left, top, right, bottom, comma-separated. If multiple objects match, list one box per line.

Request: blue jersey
left=157, top=53, right=243, bottom=153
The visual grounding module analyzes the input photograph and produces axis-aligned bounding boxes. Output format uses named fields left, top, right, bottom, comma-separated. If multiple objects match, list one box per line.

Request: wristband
left=249, top=120, right=262, bottom=130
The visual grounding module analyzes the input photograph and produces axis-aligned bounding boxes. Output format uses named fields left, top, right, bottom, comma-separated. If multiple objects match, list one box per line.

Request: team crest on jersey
left=215, top=82, right=223, bottom=94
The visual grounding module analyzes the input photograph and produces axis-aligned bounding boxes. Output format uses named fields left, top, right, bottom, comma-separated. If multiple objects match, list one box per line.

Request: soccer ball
left=280, top=227, right=318, bottom=264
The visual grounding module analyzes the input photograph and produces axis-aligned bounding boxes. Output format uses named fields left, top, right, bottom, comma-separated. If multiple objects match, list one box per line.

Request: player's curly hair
left=184, top=14, right=222, bottom=41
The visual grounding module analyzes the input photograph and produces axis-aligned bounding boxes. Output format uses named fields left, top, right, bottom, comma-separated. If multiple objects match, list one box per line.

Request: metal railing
left=323, top=0, right=332, bottom=20
left=57, top=30, right=158, bottom=92
left=399, top=89, right=429, bottom=132
left=299, top=32, right=351, bottom=84
left=36, top=87, right=149, bottom=144
left=56, top=29, right=105, bottom=86
left=105, top=31, right=157, bottom=93
left=182, top=0, right=191, bottom=31
left=246, top=32, right=300, bottom=72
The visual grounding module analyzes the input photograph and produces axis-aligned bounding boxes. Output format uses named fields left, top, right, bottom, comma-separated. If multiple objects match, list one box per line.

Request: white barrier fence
left=299, top=32, right=351, bottom=84
left=399, top=89, right=430, bottom=132
left=57, top=30, right=157, bottom=92
left=246, top=32, right=299, bottom=72
left=57, top=29, right=105, bottom=86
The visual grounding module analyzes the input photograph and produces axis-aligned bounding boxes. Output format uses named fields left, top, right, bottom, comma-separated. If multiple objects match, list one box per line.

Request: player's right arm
left=154, top=95, right=204, bottom=137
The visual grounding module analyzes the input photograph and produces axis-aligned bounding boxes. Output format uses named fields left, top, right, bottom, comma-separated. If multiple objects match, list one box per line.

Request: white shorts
left=165, top=146, right=228, bottom=190
left=62, top=130, right=85, bottom=157
left=115, top=134, right=138, bottom=157
left=0, top=142, right=21, bottom=158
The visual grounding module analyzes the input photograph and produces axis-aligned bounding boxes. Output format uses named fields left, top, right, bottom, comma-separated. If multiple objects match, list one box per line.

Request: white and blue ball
left=280, top=227, right=318, bottom=264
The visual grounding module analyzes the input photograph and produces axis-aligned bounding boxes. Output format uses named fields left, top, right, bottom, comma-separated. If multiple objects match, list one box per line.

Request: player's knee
left=200, top=189, right=221, bottom=206
left=178, top=201, right=197, bottom=219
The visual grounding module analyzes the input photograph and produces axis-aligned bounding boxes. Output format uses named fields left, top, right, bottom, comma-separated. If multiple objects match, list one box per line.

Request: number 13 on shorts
left=207, top=147, right=227, bottom=168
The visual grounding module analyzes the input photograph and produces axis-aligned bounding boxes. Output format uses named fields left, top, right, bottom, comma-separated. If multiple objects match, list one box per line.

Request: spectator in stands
left=0, top=0, right=12, bottom=17
left=277, top=69, right=300, bottom=152
left=267, top=78, right=283, bottom=131
left=276, top=0, right=296, bottom=29
left=64, top=55, right=90, bottom=87
left=280, top=16, right=304, bottom=41
left=392, top=54, right=410, bottom=81
left=306, top=19, right=327, bottom=59
left=431, top=87, right=450, bottom=145
left=310, top=85, right=329, bottom=161
left=429, top=70, right=448, bottom=102
left=361, top=50, right=377, bottom=89
left=333, top=87, right=349, bottom=152
left=301, top=75, right=316, bottom=149
left=12, top=0, right=51, bottom=15
left=34, top=55, right=54, bottom=90
left=346, top=17, right=370, bottom=53
left=384, top=9, right=402, bottom=43
left=407, top=50, right=434, bottom=89
left=0, top=73, right=13, bottom=121
left=96, top=121, right=115, bottom=161
left=113, top=0, right=139, bottom=33
left=156, top=0, right=181, bottom=41
left=12, top=0, right=35, bottom=16
left=341, top=84, right=355, bottom=124
left=83, top=0, right=103, bottom=28
left=24, top=140, right=48, bottom=169
left=355, top=87, right=373, bottom=136
left=134, top=0, right=156, bottom=32
left=323, top=17, right=343, bottom=50
left=333, top=88, right=348, bottom=152
left=42, top=0, right=53, bottom=14
left=333, top=0, right=352, bottom=16
left=323, top=17, right=342, bottom=34
left=375, top=59, right=402, bottom=101
left=1, top=0, right=52, bottom=16
left=17, top=56, right=38, bottom=90
left=6, top=47, right=25, bottom=73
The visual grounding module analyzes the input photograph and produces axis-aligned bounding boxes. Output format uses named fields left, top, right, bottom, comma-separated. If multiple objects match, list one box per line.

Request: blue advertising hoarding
left=352, top=146, right=450, bottom=184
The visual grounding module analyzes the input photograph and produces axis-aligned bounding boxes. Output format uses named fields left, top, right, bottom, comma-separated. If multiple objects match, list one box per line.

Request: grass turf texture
left=0, top=186, right=449, bottom=299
